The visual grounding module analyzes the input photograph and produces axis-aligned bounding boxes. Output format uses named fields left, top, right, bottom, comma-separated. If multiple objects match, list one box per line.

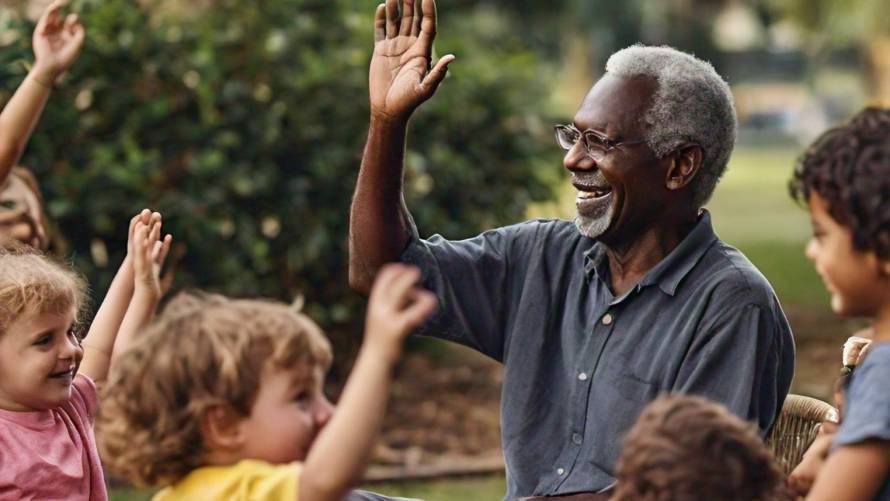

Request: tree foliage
left=0, top=0, right=557, bottom=353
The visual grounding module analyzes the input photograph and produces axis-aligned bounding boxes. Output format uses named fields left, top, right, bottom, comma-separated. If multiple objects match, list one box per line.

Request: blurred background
left=1, top=0, right=887, bottom=498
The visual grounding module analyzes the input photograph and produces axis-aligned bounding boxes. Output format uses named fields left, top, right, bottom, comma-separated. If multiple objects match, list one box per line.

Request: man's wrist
left=370, top=110, right=409, bottom=130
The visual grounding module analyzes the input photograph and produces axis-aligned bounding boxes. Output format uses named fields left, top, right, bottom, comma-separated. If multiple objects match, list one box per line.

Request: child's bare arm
left=300, top=264, right=437, bottom=501
left=0, top=0, right=84, bottom=182
left=79, top=210, right=153, bottom=382
left=805, top=441, right=890, bottom=501
left=80, top=211, right=171, bottom=383
left=110, top=215, right=172, bottom=371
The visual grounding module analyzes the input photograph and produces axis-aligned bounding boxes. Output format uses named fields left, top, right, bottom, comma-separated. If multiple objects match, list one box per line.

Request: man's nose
left=563, top=142, right=597, bottom=172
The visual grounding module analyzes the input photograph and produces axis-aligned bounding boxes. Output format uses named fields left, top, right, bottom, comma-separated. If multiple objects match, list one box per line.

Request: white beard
left=574, top=205, right=613, bottom=239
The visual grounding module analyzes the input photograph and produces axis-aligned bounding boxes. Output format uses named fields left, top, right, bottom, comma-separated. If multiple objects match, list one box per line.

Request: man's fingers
left=399, top=0, right=415, bottom=36
left=420, top=54, right=454, bottom=96
left=385, top=0, right=399, bottom=39
left=374, top=3, right=386, bottom=43
left=417, top=0, right=437, bottom=45
left=412, top=0, right=422, bottom=36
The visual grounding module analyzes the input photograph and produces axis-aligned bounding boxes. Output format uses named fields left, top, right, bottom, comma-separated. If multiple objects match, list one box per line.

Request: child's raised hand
left=32, top=0, right=85, bottom=84
left=131, top=214, right=172, bottom=299
left=364, top=263, right=437, bottom=363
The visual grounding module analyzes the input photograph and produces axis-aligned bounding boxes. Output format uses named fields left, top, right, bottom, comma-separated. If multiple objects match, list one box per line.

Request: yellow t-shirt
left=152, top=459, right=300, bottom=501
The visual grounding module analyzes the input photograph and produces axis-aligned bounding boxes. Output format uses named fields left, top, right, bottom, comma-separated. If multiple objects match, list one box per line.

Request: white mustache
left=571, top=171, right=607, bottom=186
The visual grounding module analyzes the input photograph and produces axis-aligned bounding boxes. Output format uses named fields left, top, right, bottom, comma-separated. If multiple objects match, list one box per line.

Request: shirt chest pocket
left=584, top=370, right=662, bottom=471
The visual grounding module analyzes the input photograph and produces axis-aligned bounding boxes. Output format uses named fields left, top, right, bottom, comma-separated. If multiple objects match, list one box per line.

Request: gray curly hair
left=606, top=45, right=737, bottom=208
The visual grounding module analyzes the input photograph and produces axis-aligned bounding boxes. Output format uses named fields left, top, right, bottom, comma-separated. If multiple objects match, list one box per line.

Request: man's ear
left=201, top=404, right=245, bottom=452
left=665, top=144, right=703, bottom=191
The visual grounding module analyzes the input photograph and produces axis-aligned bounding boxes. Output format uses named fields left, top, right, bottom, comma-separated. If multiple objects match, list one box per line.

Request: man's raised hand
left=369, top=0, right=455, bottom=123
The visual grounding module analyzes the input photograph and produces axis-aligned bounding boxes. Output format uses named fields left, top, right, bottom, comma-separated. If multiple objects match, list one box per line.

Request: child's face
left=806, top=193, right=887, bottom=317
left=0, top=175, right=48, bottom=249
left=237, top=364, right=333, bottom=463
left=0, top=310, right=81, bottom=412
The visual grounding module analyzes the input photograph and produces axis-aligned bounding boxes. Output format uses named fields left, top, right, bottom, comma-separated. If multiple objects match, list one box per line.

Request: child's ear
left=201, top=405, right=246, bottom=452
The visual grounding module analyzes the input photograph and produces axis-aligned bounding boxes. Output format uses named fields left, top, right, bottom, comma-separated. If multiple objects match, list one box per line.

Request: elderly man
left=349, top=0, right=795, bottom=498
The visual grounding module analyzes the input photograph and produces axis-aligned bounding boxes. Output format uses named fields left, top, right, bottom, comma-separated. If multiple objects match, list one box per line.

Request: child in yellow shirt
left=98, top=264, right=436, bottom=501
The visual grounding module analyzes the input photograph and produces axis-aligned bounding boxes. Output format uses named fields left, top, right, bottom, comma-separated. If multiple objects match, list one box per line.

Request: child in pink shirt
left=0, top=210, right=172, bottom=500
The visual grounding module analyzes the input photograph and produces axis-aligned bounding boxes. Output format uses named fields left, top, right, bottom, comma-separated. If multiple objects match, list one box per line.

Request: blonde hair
left=97, top=291, right=333, bottom=487
left=0, top=244, right=86, bottom=336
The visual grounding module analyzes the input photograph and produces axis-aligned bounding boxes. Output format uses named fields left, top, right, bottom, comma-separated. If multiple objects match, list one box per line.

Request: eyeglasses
left=554, top=124, right=647, bottom=162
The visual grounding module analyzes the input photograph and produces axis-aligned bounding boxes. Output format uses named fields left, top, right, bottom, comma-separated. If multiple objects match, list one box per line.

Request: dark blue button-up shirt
left=400, top=211, right=795, bottom=499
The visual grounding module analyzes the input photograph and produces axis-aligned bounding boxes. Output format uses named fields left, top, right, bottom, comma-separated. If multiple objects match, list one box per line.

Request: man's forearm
left=349, top=116, right=415, bottom=294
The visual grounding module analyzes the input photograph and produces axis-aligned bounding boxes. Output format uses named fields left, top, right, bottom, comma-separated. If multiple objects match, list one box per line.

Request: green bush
left=0, top=0, right=557, bottom=360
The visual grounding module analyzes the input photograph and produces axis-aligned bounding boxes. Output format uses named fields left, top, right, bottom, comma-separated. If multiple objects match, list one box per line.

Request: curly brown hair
left=789, top=107, right=890, bottom=259
left=96, top=291, right=332, bottom=488
left=612, top=395, right=792, bottom=501
left=0, top=244, right=86, bottom=337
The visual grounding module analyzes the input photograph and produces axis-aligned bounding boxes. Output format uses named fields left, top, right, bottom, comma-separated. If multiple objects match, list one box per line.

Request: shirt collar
left=582, top=210, right=718, bottom=296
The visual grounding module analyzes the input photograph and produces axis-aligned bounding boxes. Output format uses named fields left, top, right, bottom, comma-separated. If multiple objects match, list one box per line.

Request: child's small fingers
left=150, top=240, right=163, bottom=261
left=37, top=0, right=65, bottom=31
left=148, top=220, right=161, bottom=243
left=157, top=235, right=173, bottom=265
left=63, top=13, right=77, bottom=30
left=388, top=265, right=422, bottom=297
left=371, top=263, right=405, bottom=295
left=138, top=208, right=152, bottom=226
left=401, top=290, right=437, bottom=327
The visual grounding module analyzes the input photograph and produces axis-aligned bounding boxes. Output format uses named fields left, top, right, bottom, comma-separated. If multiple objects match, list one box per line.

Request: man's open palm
left=369, top=0, right=454, bottom=122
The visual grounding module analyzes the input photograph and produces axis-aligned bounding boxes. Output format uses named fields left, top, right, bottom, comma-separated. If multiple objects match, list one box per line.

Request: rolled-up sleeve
left=674, top=300, right=793, bottom=434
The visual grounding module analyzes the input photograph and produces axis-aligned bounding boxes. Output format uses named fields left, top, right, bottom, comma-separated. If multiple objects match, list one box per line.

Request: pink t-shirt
left=0, top=374, right=107, bottom=501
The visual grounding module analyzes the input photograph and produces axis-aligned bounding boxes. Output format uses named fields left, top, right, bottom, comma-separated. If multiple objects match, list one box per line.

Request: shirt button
left=602, top=313, right=613, bottom=325
left=557, top=467, right=565, bottom=476
left=572, top=433, right=583, bottom=445
left=578, top=372, right=588, bottom=381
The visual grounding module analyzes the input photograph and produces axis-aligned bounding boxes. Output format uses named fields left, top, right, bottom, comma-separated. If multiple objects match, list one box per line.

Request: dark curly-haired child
left=611, top=394, right=792, bottom=501
left=788, top=106, right=890, bottom=501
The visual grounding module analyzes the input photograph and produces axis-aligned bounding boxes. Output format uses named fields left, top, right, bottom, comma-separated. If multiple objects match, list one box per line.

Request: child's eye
left=0, top=200, right=17, bottom=210
left=293, top=391, right=312, bottom=406
left=33, top=334, right=52, bottom=346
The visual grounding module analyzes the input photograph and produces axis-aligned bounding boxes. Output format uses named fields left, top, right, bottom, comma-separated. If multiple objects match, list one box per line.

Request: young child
left=0, top=209, right=172, bottom=499
left=0, top=0, right=84, bottom=185
left=612, top=394, right=792, bottom=501
left=788, top=106, right=890, bottom=501
left=97, top=263, right=436, bottom=501
left=0, top=166, right=50, bottom=250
